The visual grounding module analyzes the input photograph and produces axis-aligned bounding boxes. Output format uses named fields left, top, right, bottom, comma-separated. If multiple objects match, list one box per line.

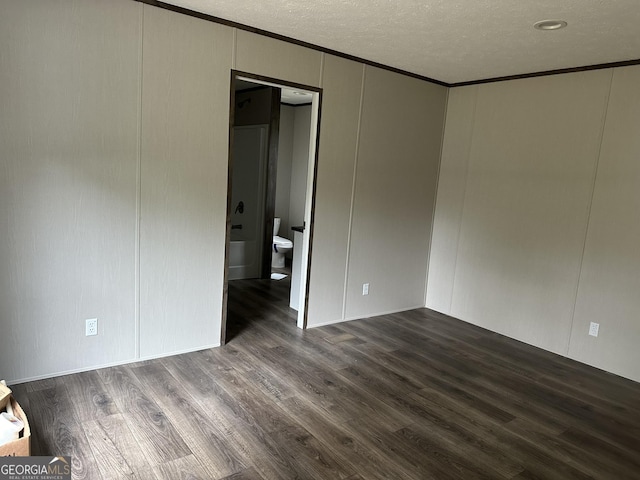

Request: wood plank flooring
left=11, top=275, right=640, bottom=479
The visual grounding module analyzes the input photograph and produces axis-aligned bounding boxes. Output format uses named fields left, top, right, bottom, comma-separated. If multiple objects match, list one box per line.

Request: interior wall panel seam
left=341, top=63, right=367, bottom=321
left=449, top=86, right=479, bottom=314
left=423, top=87, right=451, bottom=307
left=232, top=28, right=237, bottom=69
left=565, top=68, right=615, bottom=355
left=135, top=3, right=145, bottom=360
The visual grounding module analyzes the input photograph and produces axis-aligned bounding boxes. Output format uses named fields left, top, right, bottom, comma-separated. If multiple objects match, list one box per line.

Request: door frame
left=221, top=70, right=323, bottom=343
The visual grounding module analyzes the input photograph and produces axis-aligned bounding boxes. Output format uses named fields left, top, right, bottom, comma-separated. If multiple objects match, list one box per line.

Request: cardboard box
left=0, top=396, right=31, bottom=457
left=0, top=384, right=11, bottom=410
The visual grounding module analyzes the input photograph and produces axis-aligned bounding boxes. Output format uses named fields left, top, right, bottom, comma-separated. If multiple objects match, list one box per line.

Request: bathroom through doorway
left=222, top=72, right=321, bottom=343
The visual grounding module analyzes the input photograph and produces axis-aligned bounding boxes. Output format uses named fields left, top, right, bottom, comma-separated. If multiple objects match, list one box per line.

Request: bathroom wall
left=232, top=86, right=277, bottom=246
left=1, top=0, right=448, bottom=382
left=288, top=105, right=312, bottom=232
left=275, top=106, right=294, bottom=236
left=274, top=104, right=312, bottom=241
left=234, top=87, right=273, bottom=126
left=428, top=66, right=640, bottom=382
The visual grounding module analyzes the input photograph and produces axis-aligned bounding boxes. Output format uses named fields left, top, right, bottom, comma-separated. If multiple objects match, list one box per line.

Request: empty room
left=1, top=0, right=639, bottom=478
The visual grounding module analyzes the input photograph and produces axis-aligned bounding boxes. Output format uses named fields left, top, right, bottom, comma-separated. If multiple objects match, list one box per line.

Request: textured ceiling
left=160, top=0, right=640, bottom=84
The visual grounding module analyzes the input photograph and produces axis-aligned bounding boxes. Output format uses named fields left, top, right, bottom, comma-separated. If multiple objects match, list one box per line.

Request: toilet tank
left=273, top=217, right=281, bottom=236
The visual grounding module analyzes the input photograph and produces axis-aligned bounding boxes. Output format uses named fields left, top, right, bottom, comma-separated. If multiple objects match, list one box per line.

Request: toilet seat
left=273, top=235, right=293, bottom=248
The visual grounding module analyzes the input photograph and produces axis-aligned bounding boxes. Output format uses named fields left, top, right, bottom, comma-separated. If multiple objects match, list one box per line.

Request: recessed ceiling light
left=534, top=20, right=568, bottom=31
left=291, top=91, right=307, bottom=96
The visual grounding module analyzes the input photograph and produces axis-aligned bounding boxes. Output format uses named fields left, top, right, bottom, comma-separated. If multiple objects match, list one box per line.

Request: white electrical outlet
left=86, top=318, right=98, bottom=336
left=589, top=322, right=599, bottom=337
left=362, top=283, right=369, bottom=295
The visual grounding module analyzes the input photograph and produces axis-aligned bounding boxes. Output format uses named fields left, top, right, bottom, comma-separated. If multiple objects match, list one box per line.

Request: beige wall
left=9, top=0, right=633, bottom=385
left=428, top=66, right=640, bottom=382
left=235, top=30, right=322, bottom=88
left=345, top=67, right=447, bottom=320
left=425, top=85, right=477, bottom=314
left=308, top=61, right=448, bottom=326
left=139, top=7, right=232, bottom=359
left=0, top=0, right=448, bottom=382
left=307, top=56, right=364, bottom=326
left=0, top=0, right=141, bottom=382
left=569, top=66, right=640, bottom=381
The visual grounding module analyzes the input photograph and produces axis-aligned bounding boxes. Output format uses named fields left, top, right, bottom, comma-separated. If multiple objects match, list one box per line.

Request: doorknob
left=234, top=201, right=244, bottom=214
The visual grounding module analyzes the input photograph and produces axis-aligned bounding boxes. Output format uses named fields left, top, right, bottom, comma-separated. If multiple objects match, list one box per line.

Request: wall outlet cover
left=86, top=318, right=98, bottom=336
left=588, top=322, right=599, bottom=337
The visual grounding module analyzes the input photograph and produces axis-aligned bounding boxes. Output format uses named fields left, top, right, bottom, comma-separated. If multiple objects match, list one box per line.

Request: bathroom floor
left=270, top=262, right=291, bottom=280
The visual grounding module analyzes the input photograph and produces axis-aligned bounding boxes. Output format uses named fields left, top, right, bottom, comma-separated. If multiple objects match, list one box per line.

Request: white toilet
left=272, top=217, right=293, bottom=269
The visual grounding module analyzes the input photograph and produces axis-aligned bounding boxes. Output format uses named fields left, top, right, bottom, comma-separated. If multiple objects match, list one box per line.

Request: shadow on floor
left=225, top=267, right=295, bottom=343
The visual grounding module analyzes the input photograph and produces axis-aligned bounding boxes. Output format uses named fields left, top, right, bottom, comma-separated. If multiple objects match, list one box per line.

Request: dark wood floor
left=11, top=276, right=640, bottom=479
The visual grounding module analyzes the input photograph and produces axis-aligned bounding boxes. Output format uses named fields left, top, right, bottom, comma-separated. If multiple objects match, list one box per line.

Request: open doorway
left=222, top=71, right=321, bottom=343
